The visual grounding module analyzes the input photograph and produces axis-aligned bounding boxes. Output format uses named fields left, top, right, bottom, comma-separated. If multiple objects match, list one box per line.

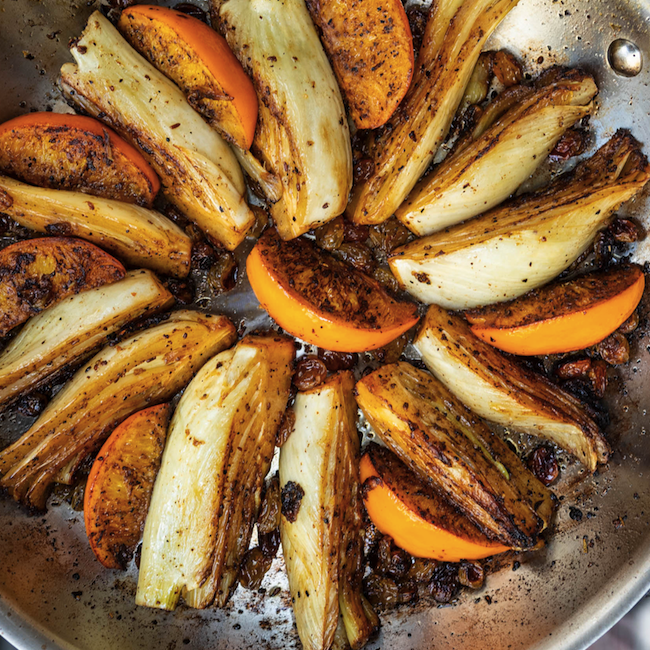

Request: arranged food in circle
left=0, top=112, right=160, bottom=207
left=465, top=264, right=645, bottom=355
left=361, top=443, right=510, bottom=561
left=85, top=403, right=171, bottom=570
left=247, top=228, right=419, bottom=352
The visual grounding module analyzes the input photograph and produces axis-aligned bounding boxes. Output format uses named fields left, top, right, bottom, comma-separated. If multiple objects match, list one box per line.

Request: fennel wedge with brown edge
left=389, top=130, right=650, bottom=309
left=348, top=0, right=520, bottom=226
left=413, top=305, right=609, bottom=471
left=397, top=69, right=598, bottom=235
left=280, top=371, right=377, bottom=650
left=60, top=11, right=255, bottom=251
left=0, top=311, right=236, bottom=510
left=0, top=237, right=125, bottom=337
left=0, top=176, right=191, bottom=278
left=0, top=269, right=173, bottom=410
left=213, top=0, right=352, bottom=239
left=137, top=334, right=294, bottom=611
left=355, top=362, right=554, bottom=549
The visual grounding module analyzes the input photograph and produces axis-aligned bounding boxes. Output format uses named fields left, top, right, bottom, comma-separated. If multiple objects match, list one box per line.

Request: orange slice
left=0, top=112, right=160, bottom=206
left=360, top=443, right=509, bottom=562
left=465, top=265, right=645, bottom=355
left=119, top=5, right=258, bottom=149
left=84, top=404, right=170, bottom=570
left=247, top=229, right=419, bottom=352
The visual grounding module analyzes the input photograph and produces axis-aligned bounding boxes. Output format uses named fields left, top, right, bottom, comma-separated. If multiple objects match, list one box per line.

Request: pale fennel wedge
left=389, top=131, right=650, bottom=309
left=355, top=363, right=555, bottom=549
left=413, top=305, right=609, bottom=471
left=280, top=371, right=378, bottom=650
left=60, top=12, right=255, bottom=251
left=136, top=334, right=295, bottom=611
left=0, top=311, right=236, bottom=510
left=0, top=269, right=173, bottom=410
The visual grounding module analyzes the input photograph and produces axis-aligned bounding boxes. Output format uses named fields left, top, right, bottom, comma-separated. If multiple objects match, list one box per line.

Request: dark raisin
left=491, top=50, right=523, bottom=87
left=549, top=129, right=587, bottom=161
left=405, top=5, right=429, bottom=56
left=363, top=574, right=400, bottom=609
left=259, top=528, right=281, bottom=559
left=369, top=333, right=408, bottom=364
left=385, top=546, right=412, bottom=580
left=406, top=557, right=439, bottom=584
left=343, top=220, right=370, bottom=244
left=333, top=243, right=376, bottom=274
left=317, top=348, right=358, bottom=372
left=191, top=241, right=217, bottom=271
left=527, top=445, right=559, bottom=486
left=372, top=267, right=400, bottom=293
left=276, top=409, right=296, bottom=447
left=173, top=2, right=208, bottom=22
left=164, top=205, right=190, bottom=229
left=588, top=359, right=608, bottom=398
left=427, top=563, right=460, bottom=603
left=618, top=311, right=639, bottom=335
left=569, top=506, right=583, bottom=521
left=368, top=218, right=413, bottom=261
left=258, top=474, right=281, bottom=535
left=17, top=391, right=49, bottom=417
left=293, top=355, right=328, bottom=391
left=239, top=547, right=272, bottom=590
left=597, top=332, right=630, bottom=365
left=314, top=218, right=344, bottom=251
left=556, top=358, right=592, bottom=380
left=593, top=230, right=614, bottom=268
left=458, top=561, right=485, bottom=589
left=608, top=218, right=642, bottom=243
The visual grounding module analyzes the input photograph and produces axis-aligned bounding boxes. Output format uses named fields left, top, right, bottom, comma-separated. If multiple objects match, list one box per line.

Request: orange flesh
left=360, top=454, right=509, bottom=562
left=0, top=112, right=160, bottom=197
left=246, top=241, right=418, bottom=352
left=121, top=5, right=258, bottom=149
left=471, top=273, right=645, bottom=355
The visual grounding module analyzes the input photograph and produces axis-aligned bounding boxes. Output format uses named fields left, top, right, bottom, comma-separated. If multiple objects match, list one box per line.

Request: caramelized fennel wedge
left=389, top=131, right=650, bottom=308
left=215, top=0, right=352, bottom=239
left=0, top=175, right=191, bottom=278
left=60, top=11, right=254, bottom=251
left=0, top=311, right=236, bottom=510
left=280, top=371, right=376, bottom=650
left=0, top=269, right=173, bottom=410
left=355, top=363, right=554, bottom=549
left=137, top=335, right=294, bottom=611
left=349, top=0, right=520, bottom=225
left=414, top=305, right=609, bottom=471
left=397, top=70, right=598, bottom=235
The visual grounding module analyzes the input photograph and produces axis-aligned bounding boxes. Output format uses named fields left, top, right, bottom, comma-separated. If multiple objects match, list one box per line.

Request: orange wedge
left=0, top=112, right=160, bottom=206
left=84, top=403, right=170, bottom=570
left=465, top=265, right=645, bottom=356
left=360, top=444, right=509, bottom=562
left=119, top=5, right=258, bottom=149
left=247, top=229, right=419, bottom=352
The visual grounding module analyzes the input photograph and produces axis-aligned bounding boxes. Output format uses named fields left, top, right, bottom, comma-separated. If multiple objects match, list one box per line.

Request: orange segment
left=360, top=445, right=509, bottom=562
left=246, top=229, right=419, bottom=352
left=467, top=265, right=645, bottom=355
left=84, top=404, right=170, bottom=570
left=0, top=112, right=160, bottom=206
left=119, top=5, right=258, bottom=149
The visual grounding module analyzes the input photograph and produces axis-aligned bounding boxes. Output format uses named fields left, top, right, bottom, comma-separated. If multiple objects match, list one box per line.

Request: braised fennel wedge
left=0, top=269, right=173, bottom=410
left=356, top=363, right=555, bottom=549
left=390, top=130, right=650, bottom=309
left=414, top=306, right=609, bottom=471
left=60, top=12, right=255, bottom=251
left=0, top=311, right=236, bottom=510
left=0, top=175, right=191, bottom=278
left=397, top=69, right=598, bottom=235
left=348, top=0, right=520, bottom=225
left=213, top=0, right=353, bottom=240
left=280, top=371, right=378, bottom=650
left=136, top=334, right=295, bottom=611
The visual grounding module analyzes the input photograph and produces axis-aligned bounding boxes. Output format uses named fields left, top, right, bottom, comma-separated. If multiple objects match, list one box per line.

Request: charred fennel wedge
left=0, top=311, right=236, bottom=510
left=397, top=69, right=598, bottom=235
left=390, top=131, right=650, bottom=309
left=0, top=269, right=173, bottom=410
left=60, top=12, right=254, bottom=251
left=213, top=0, right=352, bottom=240
left=355, top=363, right=554, bottom=548
left=280, top=371, right=378, bottom=650
left=348, top=0, right=520, bottom=225
left=414, top=305, right=609, bottom=471
left=136, top=335, right=294, bottom=611
left=0, top=176, right=191, bottom=278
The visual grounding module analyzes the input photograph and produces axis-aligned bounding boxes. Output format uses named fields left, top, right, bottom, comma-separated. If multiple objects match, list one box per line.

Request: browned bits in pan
left=292, top=355, right=328, bottom=391
left=165, top=278, right=194, bottom=305
left=527, top=445, right=559, bottom=486
left=597, top=332, right=630, bottom=365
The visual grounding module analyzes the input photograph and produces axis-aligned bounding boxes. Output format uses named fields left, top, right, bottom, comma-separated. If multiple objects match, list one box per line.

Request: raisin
left=427, top=563, right=460, bottom=603
left=369, top=333, right=408, bottom=364
left=597, top=332, right=630, bottom=365
left=258, top=474, right=281, bottom=535
left=458, top=561, right=485, bottom=589
left=333, top=243, right=376, bottom=274
left=618, top=311, right=639, bottom=335
left=549, top=129, right=587, bottom=161
left=314, top=218, right=344, bottom=251
left=491, top=50, right=523, bottom=87
left=173, top=2, right=208, bottom=22
left=191, top=241, right=217, bottom=271
left=293, top=355, right=328, bottom=391
left=16, top=391, right=49, bottom=417
left=406, top=557, right=439, bottom=584
left=259, top=528, right=281, bottom=559
left=166, top=278, right=194, bottom=305
left=527, top=445, right=559, bottom=486
left=373, top=267, right=400, bottom=293
left=608, top=218, right=642, bottom=243
left=363, top=574, right=400, bottom=609
left=317, top=348, right=358, bottom=372
left=343, top=220, right=370, bottom=244
left=239, top=547, right=272, bottom=591
left=276, top=409, right=296, bottom=447
left=281, top=480, right=305, bottom=523
left=248, top=205, right=269, bottom=239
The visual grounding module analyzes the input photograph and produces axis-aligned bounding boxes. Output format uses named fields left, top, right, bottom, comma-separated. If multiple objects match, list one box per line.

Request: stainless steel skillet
left=1, top=0, right=650, bottom=648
